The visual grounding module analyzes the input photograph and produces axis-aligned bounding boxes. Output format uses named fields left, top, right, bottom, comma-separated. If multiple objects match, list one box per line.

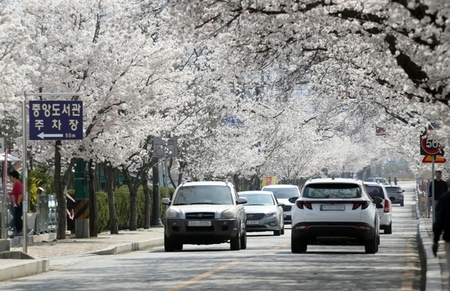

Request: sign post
left=151, top=137, right=177, bottom=226
left=420, top=131, right=446, bottom=223
left=20, top=92, right=83, bottom=253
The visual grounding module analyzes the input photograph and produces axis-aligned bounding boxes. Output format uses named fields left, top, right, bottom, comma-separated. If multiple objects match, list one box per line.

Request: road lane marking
left=265, top=242, right=290, bottom=253
left=167, top=260, right=241, bottom=291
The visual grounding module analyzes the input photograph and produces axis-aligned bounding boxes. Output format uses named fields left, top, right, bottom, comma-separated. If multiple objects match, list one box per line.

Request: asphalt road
left=0, top=182, right=422, bottom=291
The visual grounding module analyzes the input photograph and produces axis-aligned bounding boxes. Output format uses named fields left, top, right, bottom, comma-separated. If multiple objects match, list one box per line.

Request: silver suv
left=162, top=181, right=248, bottom=251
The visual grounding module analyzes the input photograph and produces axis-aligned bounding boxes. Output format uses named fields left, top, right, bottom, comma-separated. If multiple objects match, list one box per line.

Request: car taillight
left=384, top=199, right=391, bottom=213
left=352, top=202, right=369, bottom=210
left=296, top=201, right=312, bottom=210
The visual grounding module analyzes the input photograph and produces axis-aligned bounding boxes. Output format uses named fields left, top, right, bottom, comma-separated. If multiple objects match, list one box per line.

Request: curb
left=0, top=259, right=49, bottom=282
left=420, top=218, right=442, bottom=291
left=91, top=238, right=164, bottom=255
left=415, top=187, right=442, bottom=291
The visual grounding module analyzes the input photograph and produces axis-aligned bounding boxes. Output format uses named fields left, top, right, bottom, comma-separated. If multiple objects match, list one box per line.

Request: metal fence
left=0, top=193, right=57, bottom=238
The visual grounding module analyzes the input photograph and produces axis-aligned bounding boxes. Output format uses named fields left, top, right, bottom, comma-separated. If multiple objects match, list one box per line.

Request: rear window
left=385, top=186, right=401, bottom=192
left=302, top=183, right=361, bottom=199
left=262, top=187, right=299, bottom=199
left=365, top=185, right=384, bottom=199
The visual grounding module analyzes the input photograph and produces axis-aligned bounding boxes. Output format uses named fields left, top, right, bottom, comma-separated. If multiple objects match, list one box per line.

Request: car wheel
left=384, top=222, right=392, bottom=234
left=164, top=234, right=176, bottom=252
left=274, top=229, right=281, bottom=236
left=291, top=236, right=307, bottom=253
left=240, top=230, right=247, bottom=249
left=400, top=200, right=404, bottom=207
left=365, top=235, right=378, bottom=254
left=230, top=230, right=241, bottom=250
left=281, top=227, right=285, bottom=235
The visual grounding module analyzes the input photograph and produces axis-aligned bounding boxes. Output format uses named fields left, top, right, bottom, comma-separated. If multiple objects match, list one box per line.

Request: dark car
left=385, top=185, right=405, bottom=206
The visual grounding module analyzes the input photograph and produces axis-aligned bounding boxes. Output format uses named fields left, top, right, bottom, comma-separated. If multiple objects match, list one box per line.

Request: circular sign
left=421, top=137, right=441, bottom=155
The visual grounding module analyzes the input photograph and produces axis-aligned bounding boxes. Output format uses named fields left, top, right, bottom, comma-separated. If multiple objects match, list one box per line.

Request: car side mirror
left=288, top=197, right=298, bottom=203
left=162, top=197, right=171, bottom=205
left=237, top=197, right=248, bottom=204
left=372, top=196, right=383, bottom=208
left=402, top=190, right=405, bottom=192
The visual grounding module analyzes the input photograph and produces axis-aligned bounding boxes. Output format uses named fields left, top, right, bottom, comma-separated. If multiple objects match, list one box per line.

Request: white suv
left=290, top=178, right=381, bottom=254
left=261, top=184, right=300, bottom=224
left=162, top=181, right=248, bottom=251
left=363, top=182, right=393, bottom=234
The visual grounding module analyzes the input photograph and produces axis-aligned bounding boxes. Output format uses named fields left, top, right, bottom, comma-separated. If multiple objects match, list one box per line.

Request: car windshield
left=302, top=183, right=361, bottom=199
left=263, top=187, right=298, bottom=199
left=173, top=185, right=233, bottom=205
left=365, top=185, right=384, bottom=199
left=239, top=194, right=275, bottom=206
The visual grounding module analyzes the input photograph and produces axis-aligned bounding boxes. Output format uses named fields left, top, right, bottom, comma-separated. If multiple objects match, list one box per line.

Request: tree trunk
left=55, top=140, right=66, bottom=240
left=123, top=168, right=141, bottom=231
left=105, top=162, right=118, bottom=234
left=141, top=171, right=150, bottom=229
left=89, top=159, right=99, bottom=237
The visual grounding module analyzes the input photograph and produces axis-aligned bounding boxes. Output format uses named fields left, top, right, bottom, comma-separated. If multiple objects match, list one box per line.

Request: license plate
left=188, top=220, right=211, bottom=226
left=247, top=220, right=259, bottom=225
left=320, top=205, right=345, bottom=211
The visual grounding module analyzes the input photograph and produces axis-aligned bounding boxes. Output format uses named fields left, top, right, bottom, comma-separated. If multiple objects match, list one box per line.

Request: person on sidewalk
left=432, top=188, right=450, bottom=286
left=428, top=170, right=448, bottom=218
left=8, top=170, right=23, bottom=236
left=394, top=176, right=397, bottom=185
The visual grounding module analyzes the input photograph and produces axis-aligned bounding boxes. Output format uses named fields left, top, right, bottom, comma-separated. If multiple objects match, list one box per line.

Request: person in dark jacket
left=432, top=189, right=450, bottom=286
left=428, top=170, right=448, bottom=218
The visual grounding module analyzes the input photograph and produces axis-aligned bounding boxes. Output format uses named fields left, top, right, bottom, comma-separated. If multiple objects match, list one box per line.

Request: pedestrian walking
left=428, top=170, right=448, bottom=219
left=394, top=176, right=397, bottom=185
left=8, top=170, right=23, bottom=236
left=388, top=176, right=391, bottom=185
left=432, top=188, right=450, bottom=286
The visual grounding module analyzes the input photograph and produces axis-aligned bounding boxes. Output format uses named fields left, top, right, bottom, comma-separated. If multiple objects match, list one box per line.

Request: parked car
left=364, top=182, right=393, bottom=234
left=365, top=177, right=389, bottom=185
left=290, top=178, right=381, bottom=254
left=238, top=190, right=285, bottom=236
left=385, top=185, right=405, bottom=206
left=261, top=184, right=301, bottom=224
left=162, top=181, right=248, bottom=251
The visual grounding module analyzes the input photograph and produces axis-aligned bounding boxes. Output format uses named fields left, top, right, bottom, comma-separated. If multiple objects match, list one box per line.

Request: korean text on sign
left=29, top=100, right=83, bottom=140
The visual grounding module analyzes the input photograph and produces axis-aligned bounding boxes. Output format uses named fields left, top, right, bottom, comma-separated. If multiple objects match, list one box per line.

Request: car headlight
left=265, top=212, right=276, bottom=218
left=221, top=208, right=235, bottom=219
left=166, top=208, right=180, bottom=219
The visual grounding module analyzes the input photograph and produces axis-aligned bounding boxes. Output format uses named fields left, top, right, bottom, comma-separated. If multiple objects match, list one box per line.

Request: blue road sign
left=29, top=100, right=83, bottom=140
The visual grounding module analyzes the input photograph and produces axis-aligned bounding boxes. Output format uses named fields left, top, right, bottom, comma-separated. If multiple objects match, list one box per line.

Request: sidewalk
left=421, top=214, right=448, bottom=291
left=0, top=227, right=164, bottom=282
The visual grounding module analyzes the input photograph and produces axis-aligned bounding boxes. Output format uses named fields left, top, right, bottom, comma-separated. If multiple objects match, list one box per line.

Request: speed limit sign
left=420, top=133, right=442, bottom=155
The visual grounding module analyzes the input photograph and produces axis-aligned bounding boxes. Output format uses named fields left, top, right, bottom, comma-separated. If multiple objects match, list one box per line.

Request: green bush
left=95, top=185, right=175, bottom=233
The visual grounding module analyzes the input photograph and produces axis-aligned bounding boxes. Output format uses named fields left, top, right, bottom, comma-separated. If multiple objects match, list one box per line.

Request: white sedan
left=238, top=191, right=285, bottom=236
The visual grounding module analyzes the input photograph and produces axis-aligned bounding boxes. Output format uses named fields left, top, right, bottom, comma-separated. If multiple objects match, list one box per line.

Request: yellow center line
left=166, top=260, right=241, bottom=291
left=264, top=241, right=290, bottom=253
left=166, top=241, right=289, bottom=291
